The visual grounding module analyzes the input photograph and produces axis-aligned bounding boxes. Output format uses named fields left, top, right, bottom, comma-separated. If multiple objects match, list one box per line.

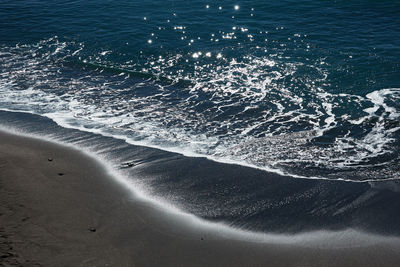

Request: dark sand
left=1, top=130, right=400, bottom=266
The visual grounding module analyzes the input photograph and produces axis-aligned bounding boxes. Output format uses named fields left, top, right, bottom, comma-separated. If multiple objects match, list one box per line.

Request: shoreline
left=1, top=129, right=400, bottom=266
left=2, top=110, right=400, bottom=235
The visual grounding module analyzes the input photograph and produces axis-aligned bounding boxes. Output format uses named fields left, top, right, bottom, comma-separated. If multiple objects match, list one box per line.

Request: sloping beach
left=1, top=129, right=400, bottom=266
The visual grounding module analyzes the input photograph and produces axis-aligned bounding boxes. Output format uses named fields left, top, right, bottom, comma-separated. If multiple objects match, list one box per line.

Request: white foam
left=0, top=38, right=399, bottom=183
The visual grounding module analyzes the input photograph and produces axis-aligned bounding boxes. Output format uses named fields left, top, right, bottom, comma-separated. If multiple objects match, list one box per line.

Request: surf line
left=0, top=108, right=399, bottom=184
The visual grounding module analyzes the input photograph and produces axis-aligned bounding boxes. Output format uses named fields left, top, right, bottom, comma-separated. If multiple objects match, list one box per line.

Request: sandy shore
left=1, top=129, right=400, bottom=266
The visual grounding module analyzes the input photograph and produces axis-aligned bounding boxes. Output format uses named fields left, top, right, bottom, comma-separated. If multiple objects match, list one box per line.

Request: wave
left=0, top=37, right=399, bottom=182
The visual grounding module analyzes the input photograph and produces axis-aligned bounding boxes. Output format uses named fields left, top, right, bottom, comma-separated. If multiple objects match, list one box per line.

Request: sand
left=1, top=129, right=400, bottom=266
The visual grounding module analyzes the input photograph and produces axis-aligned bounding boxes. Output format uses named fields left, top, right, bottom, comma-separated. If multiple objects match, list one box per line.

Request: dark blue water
left=1, top=0, right=400, bottom=234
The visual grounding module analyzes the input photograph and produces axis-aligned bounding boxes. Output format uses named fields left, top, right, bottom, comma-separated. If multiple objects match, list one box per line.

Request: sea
left=1, top=0, right=400, bottom=235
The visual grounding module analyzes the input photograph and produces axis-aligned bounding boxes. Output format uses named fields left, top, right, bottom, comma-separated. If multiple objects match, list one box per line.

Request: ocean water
left=1, top=0, right=400, bottom=234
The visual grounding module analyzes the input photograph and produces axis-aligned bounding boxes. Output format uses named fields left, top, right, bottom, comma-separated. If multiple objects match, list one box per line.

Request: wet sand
left=1, top=129, right=400, bottom=266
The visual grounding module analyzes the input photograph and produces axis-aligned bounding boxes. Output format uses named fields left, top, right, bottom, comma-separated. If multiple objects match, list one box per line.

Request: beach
left=1, top=0, right=400, bottom=265
left=1, top=129, right=400, bottom=266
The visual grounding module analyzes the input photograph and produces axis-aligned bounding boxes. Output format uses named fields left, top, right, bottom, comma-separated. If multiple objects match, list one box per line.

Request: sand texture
left=1, top=130, right=400, bottom=266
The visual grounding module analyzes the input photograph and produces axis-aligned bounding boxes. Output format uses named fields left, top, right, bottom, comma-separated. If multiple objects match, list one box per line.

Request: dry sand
left=1, top=129, right=400, bottom=266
